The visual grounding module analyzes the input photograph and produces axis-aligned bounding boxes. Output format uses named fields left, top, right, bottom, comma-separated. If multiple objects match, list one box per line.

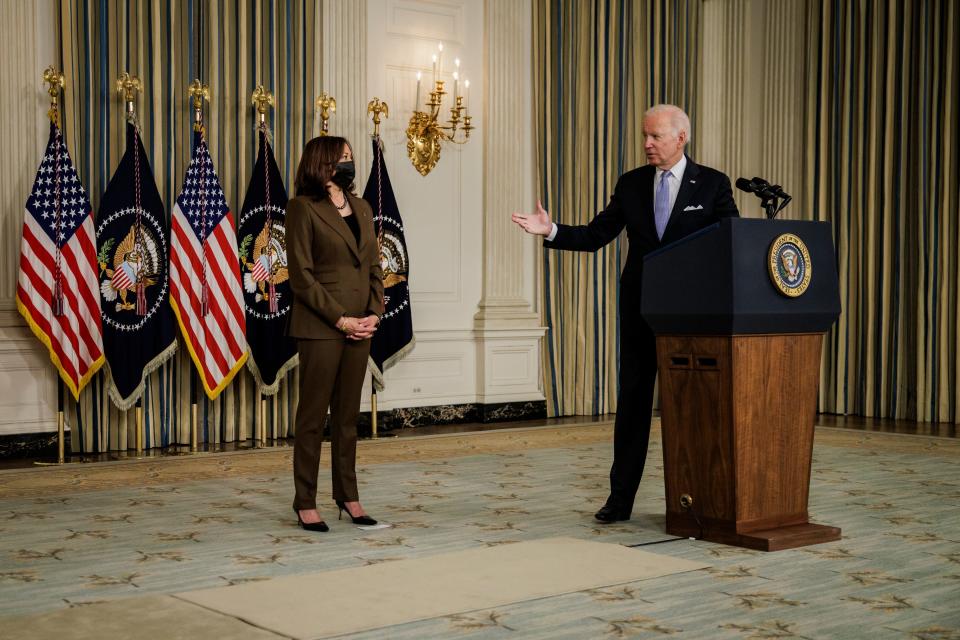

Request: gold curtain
left=533, top=0, right=701, bottom=417
left=807, top=0, right=959, bottom=421
left=58, top=0, right=323, bottom=451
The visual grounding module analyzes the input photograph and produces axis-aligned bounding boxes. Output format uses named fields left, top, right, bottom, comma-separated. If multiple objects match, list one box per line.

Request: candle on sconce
left=464, top=79, right=470, bottom=110
left=415, top=71, right=421, bottom=112
left=432, top=54, right=437, bottom=85
left=454, top=59, right=461, bottom=98
left=453, top=72, right=459, bottom=101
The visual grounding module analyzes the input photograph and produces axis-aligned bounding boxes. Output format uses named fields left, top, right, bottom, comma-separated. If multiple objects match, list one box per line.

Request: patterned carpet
left=0, top=421, right=958, bottom=639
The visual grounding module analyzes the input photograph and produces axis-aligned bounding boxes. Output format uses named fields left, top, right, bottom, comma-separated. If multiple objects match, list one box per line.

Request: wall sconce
left=406, top=44, right=473, bottom=176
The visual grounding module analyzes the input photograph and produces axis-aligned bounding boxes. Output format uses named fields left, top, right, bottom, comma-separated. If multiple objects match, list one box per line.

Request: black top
left=343, top=212, right=361, bottom=245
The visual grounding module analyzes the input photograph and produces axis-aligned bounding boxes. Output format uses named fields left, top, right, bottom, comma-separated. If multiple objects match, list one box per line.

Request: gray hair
left=644, top=104, right=691, bottom=144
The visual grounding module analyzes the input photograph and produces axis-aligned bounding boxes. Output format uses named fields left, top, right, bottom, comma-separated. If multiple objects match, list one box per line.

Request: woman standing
left=287, top=136, right=384, bottom=531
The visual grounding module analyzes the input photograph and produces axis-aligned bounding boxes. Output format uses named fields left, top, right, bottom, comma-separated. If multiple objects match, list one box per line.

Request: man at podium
left=512, top=104, right=739, bottom=523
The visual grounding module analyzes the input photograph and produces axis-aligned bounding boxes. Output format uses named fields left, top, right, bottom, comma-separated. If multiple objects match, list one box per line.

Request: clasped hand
left=338, top=315, right=379, bottom=340
left=510, top=200, right=553, bottom=236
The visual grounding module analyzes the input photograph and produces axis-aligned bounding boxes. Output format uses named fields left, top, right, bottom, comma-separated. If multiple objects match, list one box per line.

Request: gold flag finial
left=42, top=66, right=65, bottom=126
left=116, top=72, right=142, bottom=116
left=252, top=85, right=274, bottom=126
left=188, top=79, right=210, bottom=131
left=316, top=92, right=336, bottom=136
left=367, top=97, right=389, bottom=138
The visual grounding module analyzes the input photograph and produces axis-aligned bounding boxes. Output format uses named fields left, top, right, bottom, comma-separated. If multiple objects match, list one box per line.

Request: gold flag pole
left=366, top=98, right=389, bottom=441
left=117, top=72, right=146, bottom=457
left=135, top=403, right=144, bottom=454
left=40, top=68, right=66, bottom=465
left=187, top=80, right=209, bottom=453
left=316, top=92, right=336, bottom=136
left=251, top=85, right=275, bottom=449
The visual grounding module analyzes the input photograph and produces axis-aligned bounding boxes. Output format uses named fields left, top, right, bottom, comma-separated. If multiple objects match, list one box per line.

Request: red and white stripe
left=169, top=203, right=247, bottom=397
left=111, top=264, right=133, bottom=291
left=16, top=210, right=104, bottom=398
left=251, top=258, right=269, bottom=282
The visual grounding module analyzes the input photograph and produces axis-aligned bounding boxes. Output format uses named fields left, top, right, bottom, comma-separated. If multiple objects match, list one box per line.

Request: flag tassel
left=52, top=278, right=64, bottom=317
left=201, top=282, right=209, bottom=316
left=136, top=280, right=147, bottom=316
left=268, top=281, right=278, bottom=313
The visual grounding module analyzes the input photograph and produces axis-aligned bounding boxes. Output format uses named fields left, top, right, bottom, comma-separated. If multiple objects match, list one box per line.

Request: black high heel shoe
left=335, top=500, right=377, bottom=525
left=294, top=507, right=329, bottom=532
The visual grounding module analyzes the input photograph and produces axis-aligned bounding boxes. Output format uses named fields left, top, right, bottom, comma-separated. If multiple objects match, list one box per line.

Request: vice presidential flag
left=237, top=129, right=297, bottom=394
left=17, top=122, right=105, bottom=399
left=96, top=122, right=177, bottom=408
left=169, top=129, right=247, bottom=399
left=362, top=138, right=414, bottom=390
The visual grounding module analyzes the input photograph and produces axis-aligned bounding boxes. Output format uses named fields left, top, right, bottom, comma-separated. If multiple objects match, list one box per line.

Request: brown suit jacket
left=286, top=193, right=385, bottom=340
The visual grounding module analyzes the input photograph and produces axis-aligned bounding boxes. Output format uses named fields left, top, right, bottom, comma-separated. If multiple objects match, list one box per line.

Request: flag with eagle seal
left=237, top=128, right=297, bottom=394
left=362, top=137, right=414, bottom=390
left=95, top=121, right=177, bottom=409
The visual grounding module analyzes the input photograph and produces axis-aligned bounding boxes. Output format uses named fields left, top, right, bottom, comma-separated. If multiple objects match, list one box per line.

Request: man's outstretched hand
left=511, top=200, right=553, bottom=236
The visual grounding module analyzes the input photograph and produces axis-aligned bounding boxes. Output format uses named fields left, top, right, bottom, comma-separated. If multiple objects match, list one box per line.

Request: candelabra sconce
left=406, top=79, right=473, bottom=177
left=316, top=92, right=336, bottom=136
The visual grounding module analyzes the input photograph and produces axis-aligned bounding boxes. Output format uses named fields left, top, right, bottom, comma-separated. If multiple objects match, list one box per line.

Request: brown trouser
left=292, top=337, right=371, bottom=510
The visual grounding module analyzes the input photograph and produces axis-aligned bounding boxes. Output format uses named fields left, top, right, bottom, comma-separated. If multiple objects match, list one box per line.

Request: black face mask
left=332, top=161, right=355, bottom=189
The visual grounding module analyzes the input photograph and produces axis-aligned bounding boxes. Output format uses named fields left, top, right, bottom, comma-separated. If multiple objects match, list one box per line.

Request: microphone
left=736, top=177, right=790, bottom=200
left=735, top=177, right=763, bottom=194
left=751, top=177, right=789, bottom=200
left=736, top=176, right=792, bottom=219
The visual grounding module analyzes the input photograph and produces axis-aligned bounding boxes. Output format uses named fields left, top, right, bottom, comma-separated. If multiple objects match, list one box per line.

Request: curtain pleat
left=810, top=0, right=959, bottom=422
left=533, top=0, right=700, bottom=417
left=58, top=0, right=322, bottom=451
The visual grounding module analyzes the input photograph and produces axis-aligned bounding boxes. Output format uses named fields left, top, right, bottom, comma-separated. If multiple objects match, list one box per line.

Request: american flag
left=169, top=131, right=247, bottom=399
left=16, top=122, right=104, bottom=399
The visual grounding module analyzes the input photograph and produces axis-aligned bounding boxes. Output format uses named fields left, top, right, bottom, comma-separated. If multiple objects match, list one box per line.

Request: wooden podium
left=641, top=218, right=842, bottom=551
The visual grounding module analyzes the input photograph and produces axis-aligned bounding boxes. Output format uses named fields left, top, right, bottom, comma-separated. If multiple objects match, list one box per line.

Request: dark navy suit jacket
left=545, top=157, right=740, bottom=307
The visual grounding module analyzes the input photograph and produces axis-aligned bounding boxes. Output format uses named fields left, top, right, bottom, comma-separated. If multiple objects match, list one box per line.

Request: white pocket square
left=683, top=204, right=704, bottom=212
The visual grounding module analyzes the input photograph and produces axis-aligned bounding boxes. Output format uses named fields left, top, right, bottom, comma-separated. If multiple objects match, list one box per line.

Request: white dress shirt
left=545, top=155, right=688, bottom=242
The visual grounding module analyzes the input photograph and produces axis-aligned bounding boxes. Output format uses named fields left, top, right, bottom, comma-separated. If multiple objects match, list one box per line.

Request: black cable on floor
left=625, top=536, right=688, bottom=547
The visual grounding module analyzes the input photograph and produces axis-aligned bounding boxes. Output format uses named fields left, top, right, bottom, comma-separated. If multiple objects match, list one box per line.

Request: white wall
left=0, top=0, right=60, bottom=435
left=362, top=0, right=544, bottom=411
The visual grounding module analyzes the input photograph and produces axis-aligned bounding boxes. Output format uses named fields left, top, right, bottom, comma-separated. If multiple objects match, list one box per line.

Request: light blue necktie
left=654, top=170, right=672, bottom=240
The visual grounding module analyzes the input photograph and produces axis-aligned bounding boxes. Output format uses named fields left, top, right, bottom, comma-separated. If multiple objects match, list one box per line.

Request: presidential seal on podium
left=769, top=233, right=812, bottom=297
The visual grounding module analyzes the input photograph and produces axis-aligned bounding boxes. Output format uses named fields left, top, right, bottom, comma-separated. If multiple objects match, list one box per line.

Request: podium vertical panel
left=731, top=334, right=821, bottom=529
left=658, top=336, right=735, bottom=526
